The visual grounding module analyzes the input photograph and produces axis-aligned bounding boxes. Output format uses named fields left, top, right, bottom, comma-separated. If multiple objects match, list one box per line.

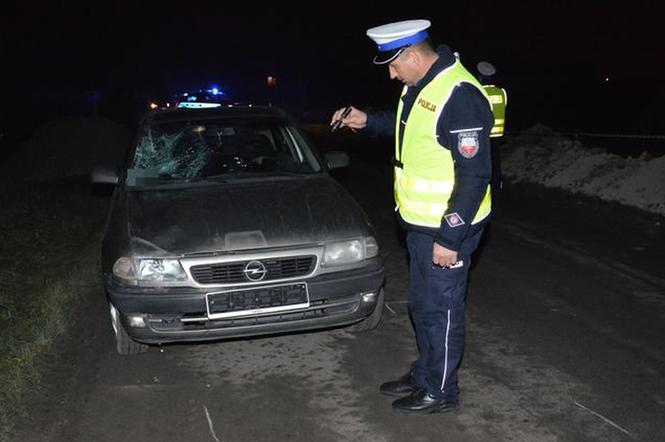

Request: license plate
left=206, top=283, right=309, bottom=320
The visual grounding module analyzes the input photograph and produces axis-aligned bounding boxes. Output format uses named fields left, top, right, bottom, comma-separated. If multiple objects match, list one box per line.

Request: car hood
left=125, top=176, right=373, bottom=256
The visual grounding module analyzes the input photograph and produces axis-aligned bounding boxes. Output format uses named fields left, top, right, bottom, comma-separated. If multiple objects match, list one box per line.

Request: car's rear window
left=126, top=116, right=321, bottom=185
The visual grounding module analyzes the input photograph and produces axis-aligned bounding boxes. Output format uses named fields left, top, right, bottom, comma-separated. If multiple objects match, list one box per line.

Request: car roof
left=144, top=105, right=291, bottom=125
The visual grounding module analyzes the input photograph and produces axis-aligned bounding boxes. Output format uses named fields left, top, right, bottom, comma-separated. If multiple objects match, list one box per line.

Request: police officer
left=477, top=61, right=507, bottom=139
left=477, top=61, right=508, bottom=189
left=330, top=19, right=493, bottom=415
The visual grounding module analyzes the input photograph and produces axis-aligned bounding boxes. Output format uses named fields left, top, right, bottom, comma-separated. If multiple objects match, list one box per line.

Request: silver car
left=92, top=105, right=385, bottom=354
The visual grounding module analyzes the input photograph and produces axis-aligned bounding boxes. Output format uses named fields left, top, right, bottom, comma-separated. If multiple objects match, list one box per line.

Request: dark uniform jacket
left=364, top=45, right=494, bottom=252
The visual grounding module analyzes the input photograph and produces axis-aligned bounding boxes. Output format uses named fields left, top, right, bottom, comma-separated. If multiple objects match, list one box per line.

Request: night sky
left=2, top=1, right=664, bottom=135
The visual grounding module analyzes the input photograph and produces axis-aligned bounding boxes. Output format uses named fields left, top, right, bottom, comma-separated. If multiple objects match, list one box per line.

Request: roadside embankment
left=0, top=114, right=123, bottom=442
left=501, top=126, right=665, bottom=217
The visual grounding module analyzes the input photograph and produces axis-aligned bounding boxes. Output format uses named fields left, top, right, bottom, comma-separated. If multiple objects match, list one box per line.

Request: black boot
left=379, top=372, right=419, bottom=397
left=392, top=388, right=459, bottom=415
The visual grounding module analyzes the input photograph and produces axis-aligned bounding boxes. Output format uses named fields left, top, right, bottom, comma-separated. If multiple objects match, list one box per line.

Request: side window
left=285, top=127, right=320, bottom=172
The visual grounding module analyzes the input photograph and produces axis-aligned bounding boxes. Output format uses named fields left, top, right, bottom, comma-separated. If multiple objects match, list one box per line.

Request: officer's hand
left=330, top=106, right=368, bottom=130
left=433, top=242, right=458, bottom=267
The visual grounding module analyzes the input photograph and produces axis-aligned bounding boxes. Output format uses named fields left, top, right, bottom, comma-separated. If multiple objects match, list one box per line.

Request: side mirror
left=91, top=166, right=119, bottom=185
left=324, top=151, right=349, bottom=170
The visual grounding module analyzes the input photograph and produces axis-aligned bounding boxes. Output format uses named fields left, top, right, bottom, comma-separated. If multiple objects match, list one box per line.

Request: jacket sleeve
left=433, top=83, right=494, bottom=251
left=364, top=110, right=396, bottom=137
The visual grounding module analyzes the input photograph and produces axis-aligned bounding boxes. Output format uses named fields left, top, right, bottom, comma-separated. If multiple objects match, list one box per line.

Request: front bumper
left=105, top=260, right=385, bottom=344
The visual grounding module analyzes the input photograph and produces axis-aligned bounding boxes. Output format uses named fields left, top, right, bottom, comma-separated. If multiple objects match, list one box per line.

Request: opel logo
left=243, top=260, right=267, bottom=281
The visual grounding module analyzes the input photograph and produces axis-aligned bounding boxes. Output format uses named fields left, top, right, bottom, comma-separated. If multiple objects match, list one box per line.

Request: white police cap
left=366, top=19, right=431, bottom=65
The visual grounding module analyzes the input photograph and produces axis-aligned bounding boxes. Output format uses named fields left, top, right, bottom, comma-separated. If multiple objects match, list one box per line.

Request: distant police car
left=175, top=87, right=234, bottom=109
left=147, top=87, right=233, bottom=111
left=92, top=104, right=385, bottom=354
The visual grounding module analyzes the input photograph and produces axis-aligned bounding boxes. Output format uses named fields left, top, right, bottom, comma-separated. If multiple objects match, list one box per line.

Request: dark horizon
left=3, top=1, right=665, bottom=141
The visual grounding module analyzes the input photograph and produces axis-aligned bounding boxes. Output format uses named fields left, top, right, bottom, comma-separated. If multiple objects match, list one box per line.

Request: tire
left=348, top=288, right=384, bottom=332
left=109, top=302, right=149, bottom=355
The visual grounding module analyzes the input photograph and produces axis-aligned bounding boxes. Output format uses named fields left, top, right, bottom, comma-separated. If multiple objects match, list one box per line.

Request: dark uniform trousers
left=406, top=222, right=486, bottom=400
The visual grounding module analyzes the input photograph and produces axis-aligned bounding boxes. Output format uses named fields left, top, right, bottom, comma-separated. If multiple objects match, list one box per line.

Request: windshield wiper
left=185, top=174, right=229, bottom=183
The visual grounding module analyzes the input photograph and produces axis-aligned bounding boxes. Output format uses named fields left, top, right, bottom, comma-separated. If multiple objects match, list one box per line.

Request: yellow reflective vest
left=482, top=85, right=507, bottom=138
left=394, top=59, right=492, bottom=229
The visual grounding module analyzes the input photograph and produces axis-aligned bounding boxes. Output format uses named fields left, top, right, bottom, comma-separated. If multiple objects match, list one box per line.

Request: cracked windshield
left=127, top=117, right=321, bottom=185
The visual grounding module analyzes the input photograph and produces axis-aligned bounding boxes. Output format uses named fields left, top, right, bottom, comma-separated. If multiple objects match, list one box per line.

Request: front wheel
left=109, top=303, right=149, bottom=355
left=347, top=288, right=384, bottom=332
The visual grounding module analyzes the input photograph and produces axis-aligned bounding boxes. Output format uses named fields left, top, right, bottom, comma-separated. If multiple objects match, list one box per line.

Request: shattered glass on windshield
left=127, top=117, right=321, bottom=186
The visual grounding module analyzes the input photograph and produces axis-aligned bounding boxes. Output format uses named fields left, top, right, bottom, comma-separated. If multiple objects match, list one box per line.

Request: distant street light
left=266, top=76, right=277, bottom=106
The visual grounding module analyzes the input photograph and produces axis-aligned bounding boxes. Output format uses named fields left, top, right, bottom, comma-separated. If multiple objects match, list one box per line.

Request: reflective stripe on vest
left=398, top=172, right=454, bottom=194
left=482, top=85, right=507, bottom=138
left=394, top=58, right=492, bottom=228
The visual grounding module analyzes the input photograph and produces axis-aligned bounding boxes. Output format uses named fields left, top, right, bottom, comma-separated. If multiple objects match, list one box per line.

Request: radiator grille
left=190, top=256, right=316, bottom=284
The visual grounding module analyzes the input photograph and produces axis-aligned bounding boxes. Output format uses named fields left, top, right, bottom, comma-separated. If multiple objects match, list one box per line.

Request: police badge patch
left=457, top=131, right=479, bottom=158
left=444, top=212, right=465, bottom=228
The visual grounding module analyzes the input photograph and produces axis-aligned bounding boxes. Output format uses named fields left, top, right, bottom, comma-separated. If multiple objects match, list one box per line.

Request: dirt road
left=12, top=146, right=665, bottom=442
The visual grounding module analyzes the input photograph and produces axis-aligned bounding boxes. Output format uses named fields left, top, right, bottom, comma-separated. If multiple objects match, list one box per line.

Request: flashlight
left=331, top=106, right=352, bottom=132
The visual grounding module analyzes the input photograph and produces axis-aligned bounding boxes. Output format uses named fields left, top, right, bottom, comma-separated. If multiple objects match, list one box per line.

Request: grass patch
left=0, top=178, right=109, bottom=441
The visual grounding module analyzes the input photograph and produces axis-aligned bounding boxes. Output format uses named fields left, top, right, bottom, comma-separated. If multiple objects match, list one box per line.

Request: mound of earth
left=2, top=117, right=131, bottom=183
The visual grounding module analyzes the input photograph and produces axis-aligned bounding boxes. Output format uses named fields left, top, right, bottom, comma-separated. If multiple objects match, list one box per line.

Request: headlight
left=112, top=257, right=188, bottom=286
left=321, top=237, right=379, bottom=267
